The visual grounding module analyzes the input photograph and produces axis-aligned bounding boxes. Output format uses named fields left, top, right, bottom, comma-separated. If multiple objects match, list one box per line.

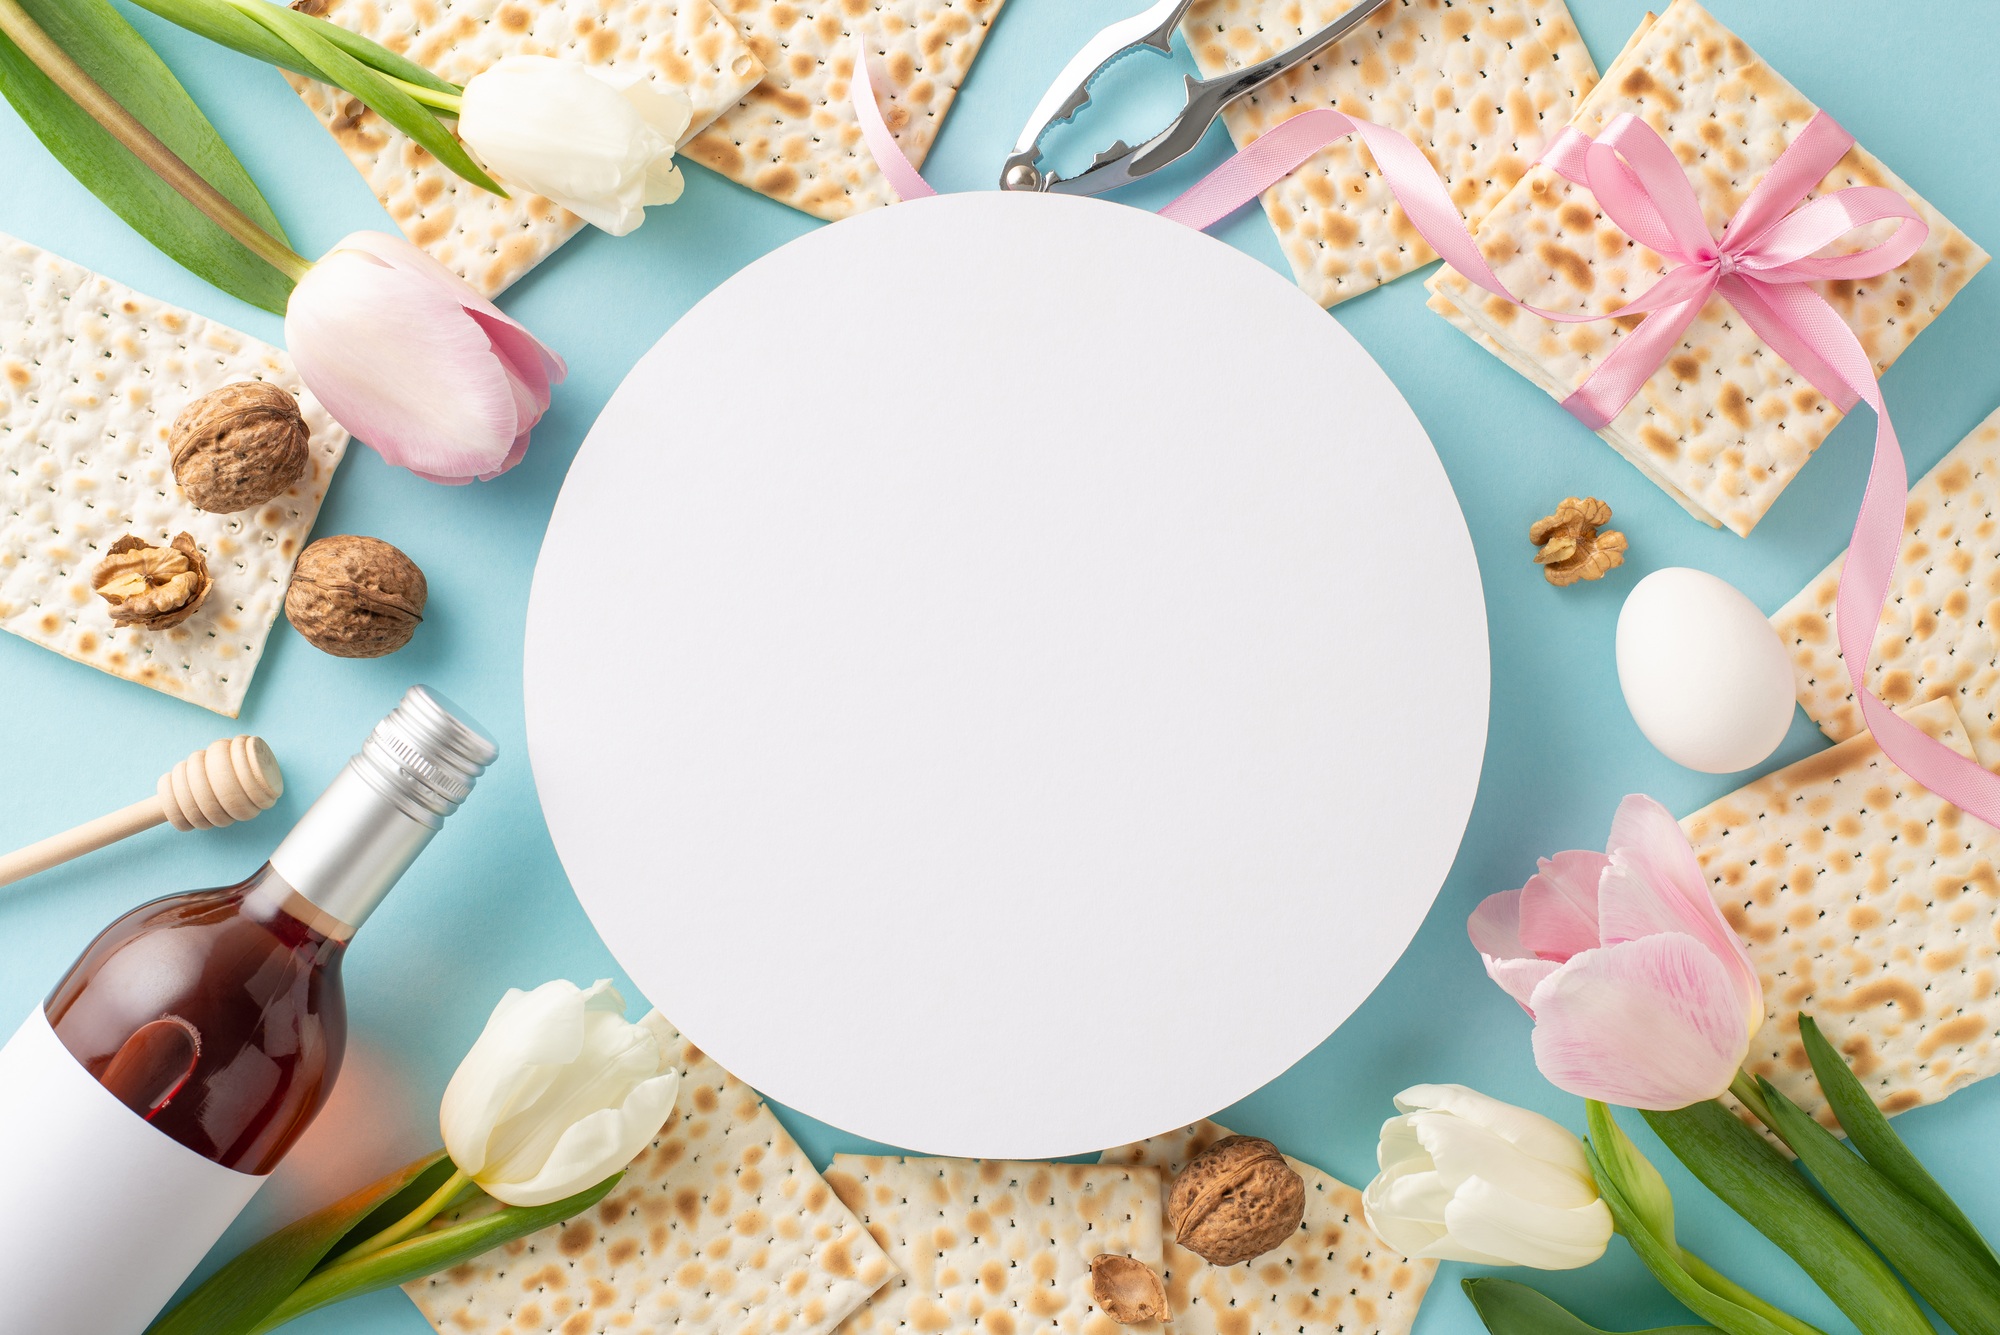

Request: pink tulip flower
left=285, top=232, right=566, bottom=484
left=1468, top=795, right=1765, bottom=1111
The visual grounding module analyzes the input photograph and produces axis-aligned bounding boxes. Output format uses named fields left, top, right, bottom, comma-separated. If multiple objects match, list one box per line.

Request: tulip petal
left=643, top=160, right=687, bottom=208
left=483, top=1068, right=682, bottom=1207
left=1517, top=850, right=1607, bottom=958
left=1406, top=1111, right=1599, bottom=1209
left=479, top=1003, right=668, bottom=1189
left=619, top=81, right=693, bottom=147
left=287, top=250, right=522, bottom=478
left=1392, top=1085, right=1596, bottom=1181
left=1600, top=795, right=1763, bottom=1031
left=1528, top=936, right=1752, bottom=1109
left=1468, top=891, right=1560, bottom=1011
left=1441, top=1177, right=1613, bottom=1269
left=440, top=980, right=607, bottom=1175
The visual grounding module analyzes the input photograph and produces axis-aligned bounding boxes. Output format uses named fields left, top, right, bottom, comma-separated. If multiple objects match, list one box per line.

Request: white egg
left=1615, top=567, right=1796, bottom=774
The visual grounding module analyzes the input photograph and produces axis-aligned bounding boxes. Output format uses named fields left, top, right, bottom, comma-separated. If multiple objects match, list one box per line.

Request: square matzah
left=0, top=234, right=346, bottom=718
left=825, top=1156, right=1163, bottom=1335
left=406, top=1022, right=896, bottom=1335
left=1181, top=0, right=1598, bottom=308
left=1100, top=1120, right=1434, bottom=1335
left=290, top=0, right=766, bottom=296
left=1685, top=696, right=2000, bottom=1127
left=683, top=0, right=1008, bottom=221
left=1772, top=405, right=2000, bottom=770
left=1425, top=0, right=1988, bottom=536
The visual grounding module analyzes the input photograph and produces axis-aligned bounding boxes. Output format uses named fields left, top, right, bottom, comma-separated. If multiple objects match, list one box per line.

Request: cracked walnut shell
left=1089, top=1254, right=1169, bottom=1324
left=285, top=535, right=426, bottom=658
left=92, top=533, right=211, bottom=629
left=1166, top=1135, right=1305, bottom=1266
left=170, top=381, right=311, bottom=513
left=1530, top=497, right=1628, bottom=586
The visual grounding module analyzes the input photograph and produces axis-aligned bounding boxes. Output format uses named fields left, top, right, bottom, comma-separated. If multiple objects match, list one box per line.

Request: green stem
left=384, top=69, right=459, bottom=112
left=1729, top=1070, right=1792, bottom=1152
left=334, top=1168, right=473, bottom=1264
left=0, top=0, right=310, bottom=281
left=1680, top=1247, right=1825, bottom=1335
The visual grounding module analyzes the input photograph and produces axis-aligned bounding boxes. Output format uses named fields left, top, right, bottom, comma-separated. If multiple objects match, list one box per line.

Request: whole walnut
left=285, top=535, right=426, bottom=658
left=170, top=381, right=311, bottom=513
left=1167, top=1136, right=1305, bottom=1266
left=92, top=532, right=211, bottom=630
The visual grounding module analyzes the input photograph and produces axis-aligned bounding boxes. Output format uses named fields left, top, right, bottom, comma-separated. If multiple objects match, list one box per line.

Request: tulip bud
left=457, top=56, right=693, bottom=236
left=440, top=979, right=681, bottom=1207
left=1361, top=1084, right=1613, bottom=1270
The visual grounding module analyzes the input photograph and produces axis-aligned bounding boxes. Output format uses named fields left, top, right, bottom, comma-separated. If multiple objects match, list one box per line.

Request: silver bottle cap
left=269, top=686, right=498, bottom=932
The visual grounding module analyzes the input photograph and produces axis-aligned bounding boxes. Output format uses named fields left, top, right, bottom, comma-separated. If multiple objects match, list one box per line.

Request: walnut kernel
left=285, top=535, right=426, bottom=658
left=92, top=533, right=211, bottom=629
left=1089, top=1254, right=1168, bottom=1324
left=169, top=381, right=311, bottom=513
left=1530, top=496, right=1628, bottom=587
left=1167, top=1135, right=1305, bottom=1266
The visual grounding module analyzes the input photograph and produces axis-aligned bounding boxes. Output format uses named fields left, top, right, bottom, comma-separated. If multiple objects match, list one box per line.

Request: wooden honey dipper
left=0, top=737, right=283, bottom=889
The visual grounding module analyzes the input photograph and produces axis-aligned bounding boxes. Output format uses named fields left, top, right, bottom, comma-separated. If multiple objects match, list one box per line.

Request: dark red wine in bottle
left=0, top=685, right=496, bottom=1335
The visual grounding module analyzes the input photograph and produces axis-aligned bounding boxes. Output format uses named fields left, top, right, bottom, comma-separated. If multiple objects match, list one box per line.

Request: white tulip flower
left=441, top=979, right=681, bottom=1207
left=1361, top=1083, right=1613, bottom=1270
left=457, top=56, right=692, bottom=236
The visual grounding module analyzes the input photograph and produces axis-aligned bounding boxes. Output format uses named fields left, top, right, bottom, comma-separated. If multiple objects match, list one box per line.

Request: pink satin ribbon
left=851, top=63, right=2000, bottom=829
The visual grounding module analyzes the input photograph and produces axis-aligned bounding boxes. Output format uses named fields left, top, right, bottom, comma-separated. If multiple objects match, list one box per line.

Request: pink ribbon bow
left=851, top=57, right=2000, bottom=831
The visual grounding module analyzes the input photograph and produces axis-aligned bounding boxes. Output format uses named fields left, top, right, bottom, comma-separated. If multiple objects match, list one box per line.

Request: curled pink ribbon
left=852, top=69, right=2000, bottom=830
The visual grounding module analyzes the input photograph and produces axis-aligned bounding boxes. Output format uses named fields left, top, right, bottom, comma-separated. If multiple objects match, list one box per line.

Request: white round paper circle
left=525, top=191, right=1488, bottom=1159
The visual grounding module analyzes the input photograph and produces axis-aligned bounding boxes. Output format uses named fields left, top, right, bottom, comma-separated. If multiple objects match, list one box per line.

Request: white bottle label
left=0, top=1006, right=266, bottom=1335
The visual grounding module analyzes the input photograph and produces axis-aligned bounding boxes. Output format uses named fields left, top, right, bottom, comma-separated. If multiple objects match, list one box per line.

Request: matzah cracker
left=406, top=1022, right=896, bottom=1335
left=1426, top=0, right=1988, bottom=536
left=1100, top=1120, right=1433, bottom=1335
left=0, top=234, right=346, bottom=717
left=1685, top=696, right=2000, bottom=1126
left=1181, top=0, right=1598, bottom=308
left=290, top=0, right=765, bottom=296
left=683, top=0, right=1007, bottom=221
left=825, top=1156, right=1162, bottom=1335
left=1773, top=406, right=2000, bottom=770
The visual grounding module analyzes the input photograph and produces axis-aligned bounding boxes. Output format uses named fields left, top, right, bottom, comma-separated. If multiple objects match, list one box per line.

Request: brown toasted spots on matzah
left=1428, top=0, right=1988, bottom=536
left=1683, top=697, right=2000, bottom=1128
left=406, top=1020, right=894, bottom=1335
left=1100, top=1120, right=1433, bottom=1335
left=0, top=234, right=346, bottom=717
left=1774, top=406, right=2000, bottom=769
left=685, top=0, right=1004, bottom=221
left=1180, top=0, right=1597, bottom=308
left=291, top=0, right=764, bottom=296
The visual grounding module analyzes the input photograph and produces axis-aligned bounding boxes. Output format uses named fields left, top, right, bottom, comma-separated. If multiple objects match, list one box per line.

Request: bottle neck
left=267, top=764, right=439, bottom=935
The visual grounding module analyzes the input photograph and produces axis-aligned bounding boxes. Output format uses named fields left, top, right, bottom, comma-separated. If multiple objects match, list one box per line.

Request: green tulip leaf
left=0, top=0, right=293, bottom=312
left=229, top=0, right=503, bottom=196
left=1758, top=1076, right=2000, bottom=1333
left=1585, top=1141, right=1818, bottom=1335
left=1642, top=1100, right=1930, bottom=1335
left=1798, top=1013, right=2000, bottom=1270
left=1587, top=1101, right=1676, bottom=1243
left=146, top=1151, right=452, bottom=1335
left=244, top=1172, right=623, bottom=1335
left=126, top=0, right=456, bottom=94
left=1463, top=1278, right=1717, bottom=1335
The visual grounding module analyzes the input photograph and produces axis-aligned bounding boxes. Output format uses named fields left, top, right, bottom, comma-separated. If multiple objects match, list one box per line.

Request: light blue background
left=2, top=3, right=1996, bottom=1331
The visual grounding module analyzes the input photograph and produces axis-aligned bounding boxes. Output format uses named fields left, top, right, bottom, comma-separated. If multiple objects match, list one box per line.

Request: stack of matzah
left=1685, top=696, right=2000, bottom=1126
left=1772, top=405, right=2000, bottom=768
left=825, top=1156, right=1164, bottom=1335
left=1425, top=0, right=1987, bottom=536
left=1180, top=0, right=1599, bottom=308
left=289, top=0, right=766, bottom=296
left=406, top=1021, right=896, bottom=1335
left=1100, top=1120, right=1434, bottom=1335
left=0, top=234, right=347, bottom=717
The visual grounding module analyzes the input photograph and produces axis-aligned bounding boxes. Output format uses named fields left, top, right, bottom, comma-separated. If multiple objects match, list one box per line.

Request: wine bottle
left=0, top=685, right=496, bottom=1335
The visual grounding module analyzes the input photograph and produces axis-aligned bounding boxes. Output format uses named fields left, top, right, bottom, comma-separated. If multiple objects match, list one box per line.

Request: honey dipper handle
left=0, top=736, right=282, bottom=890
left=0, top=798, right=167, bottom=889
